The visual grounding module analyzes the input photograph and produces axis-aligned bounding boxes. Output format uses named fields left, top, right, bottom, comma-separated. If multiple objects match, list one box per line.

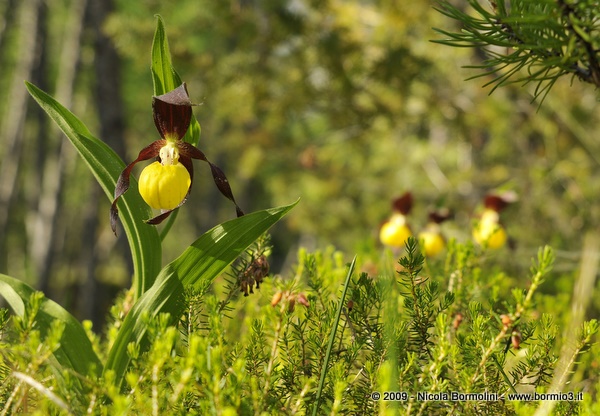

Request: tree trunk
left=29, top=0, right=87, bottom=295
left=0, top=0, right=17, bottom=57
left=78, top=0, right=130, bottom=326
left=0, top=0, right=42, bottom=271
left=88, top=0, right=127, bottom=160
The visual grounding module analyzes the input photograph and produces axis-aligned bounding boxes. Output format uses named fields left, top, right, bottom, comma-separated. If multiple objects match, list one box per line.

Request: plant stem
left=311, top=256, right=356, bottom=416
left=262, top=311, right=284, bottom=404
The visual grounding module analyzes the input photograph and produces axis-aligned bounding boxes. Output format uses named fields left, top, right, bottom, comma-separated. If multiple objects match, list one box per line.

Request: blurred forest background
left=0, top=0, right=599, bottom=326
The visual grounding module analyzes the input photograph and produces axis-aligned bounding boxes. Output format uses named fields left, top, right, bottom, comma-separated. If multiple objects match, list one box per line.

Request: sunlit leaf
left=0, top=274, right=102, bottom=379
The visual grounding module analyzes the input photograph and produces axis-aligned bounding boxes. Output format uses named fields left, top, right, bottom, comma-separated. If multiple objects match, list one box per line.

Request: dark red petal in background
left=392, top=192, right=413, bottom=215
left=110, top=140, right=165, bottom=235
left=428, top=208, right=452, bottom=224
left=179, top=155, right=195, bottom=184
left=146, top=206, right=181, bottom=225
left=152, top=83, right=192, bottom=140
left=483, top=191, right=517, bottom=212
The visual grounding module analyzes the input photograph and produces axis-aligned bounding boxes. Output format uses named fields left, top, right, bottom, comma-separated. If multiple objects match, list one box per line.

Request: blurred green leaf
left=25, top=81, right=162, bottom=297
left=104, top=200, right=297, bottom=389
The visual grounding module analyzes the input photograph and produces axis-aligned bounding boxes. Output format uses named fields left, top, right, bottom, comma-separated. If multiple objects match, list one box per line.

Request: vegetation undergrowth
left=1, top=237, right=598, bottom=415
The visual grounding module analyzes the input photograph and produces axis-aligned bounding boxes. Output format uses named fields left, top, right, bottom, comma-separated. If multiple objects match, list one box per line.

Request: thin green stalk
left=311, top=256, right=356, bottom=416
left=492, top=355, right=518, bottom=395
left=159, top=209, right=178, bottom=241
left=262, top=312, right=284, bottom=402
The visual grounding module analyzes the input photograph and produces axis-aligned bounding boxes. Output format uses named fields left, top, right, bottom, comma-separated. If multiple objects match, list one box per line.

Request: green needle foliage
left=433, top=0, right=600, bottom=101
left=397, top=238, right=455, bottom=361
left=1, top=238, right=599, bottom=414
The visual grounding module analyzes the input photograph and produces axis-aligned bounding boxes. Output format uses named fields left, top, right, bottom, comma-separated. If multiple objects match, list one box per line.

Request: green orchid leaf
left=150, top=14, right=182, bottom=96
left=0, top=274, right=102, bottom=379
left=25, top=81, right=162, bottom=297
left=104, top=201, right=297, bottom=389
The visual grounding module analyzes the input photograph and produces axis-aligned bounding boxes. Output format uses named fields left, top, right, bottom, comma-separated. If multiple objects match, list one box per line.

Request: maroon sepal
left=146, top=211, right=173, bottom=225
left=483, top=191, right=517, bottom=213
left=428, top=208, right=452, bottom=224
left=146, top=207, right=180, bottom=225
left=152, top=83, right=193, bottom=140
left=179, top=142, right=244, bottom=217
left=178, top=154, right=195, bottom=184
left=392, top=192, right=413, bottom=215
left=110, top=140, right=164, bottom=235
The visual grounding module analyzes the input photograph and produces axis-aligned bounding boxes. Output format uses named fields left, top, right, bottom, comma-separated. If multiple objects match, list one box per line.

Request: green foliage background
left=108, top=0, right=599, bottom=260
left=0, top=0, right=599, bottom=369
left=0, top=1, right=599, bottom=414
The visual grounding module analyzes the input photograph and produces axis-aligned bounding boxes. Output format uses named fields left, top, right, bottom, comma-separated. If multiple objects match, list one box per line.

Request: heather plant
left=2, top=235, right=598, bottom=415
left=1, top=11, right=599, bottom=416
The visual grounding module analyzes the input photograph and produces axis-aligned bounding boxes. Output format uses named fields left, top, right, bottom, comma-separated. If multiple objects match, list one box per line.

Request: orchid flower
left=110, top=83, right=243, bottom=234
left=379, top=192, right=413, bottom=248
left=472, top=192, right=516, bottom=249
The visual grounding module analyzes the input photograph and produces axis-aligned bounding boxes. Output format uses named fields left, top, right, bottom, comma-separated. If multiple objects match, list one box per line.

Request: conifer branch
left=434, top=0, right=600, bottom=101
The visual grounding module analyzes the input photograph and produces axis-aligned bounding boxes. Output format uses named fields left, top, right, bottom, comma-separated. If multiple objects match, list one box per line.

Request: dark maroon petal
left=175, top=155, right=194, bottom=201
left=152, top=83, right=192, bottom=140
left=428, top=208, right=452, bottom=224
left=146, top=208, right=176, bottom=225
left=179, top=155, right=195, bottom=184
left=110, top=140, right=165, bottom=235
left=146, top=211, right=173, bottom=225
left=392, top=192, right=413, bottom=215
left=178, top=142, right=244, bottom=217
left=483, top=191, right=517, bottom=212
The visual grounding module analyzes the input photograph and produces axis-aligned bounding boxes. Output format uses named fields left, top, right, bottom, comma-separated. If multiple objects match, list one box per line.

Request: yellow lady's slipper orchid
left=418, top=209, right=451, bottom=257
left=419, top=225, right=445, bottom=257
left=472, top=192, right=515, bottom=249
left=379, top=192, right=413, bottom=248
left=110, top=83, right=243, bottom=235
left=138, top=161, right=190, bottom=210
left=473, top=209, right=507, bottom=249
left=380, top=213, right=412, bottom=247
